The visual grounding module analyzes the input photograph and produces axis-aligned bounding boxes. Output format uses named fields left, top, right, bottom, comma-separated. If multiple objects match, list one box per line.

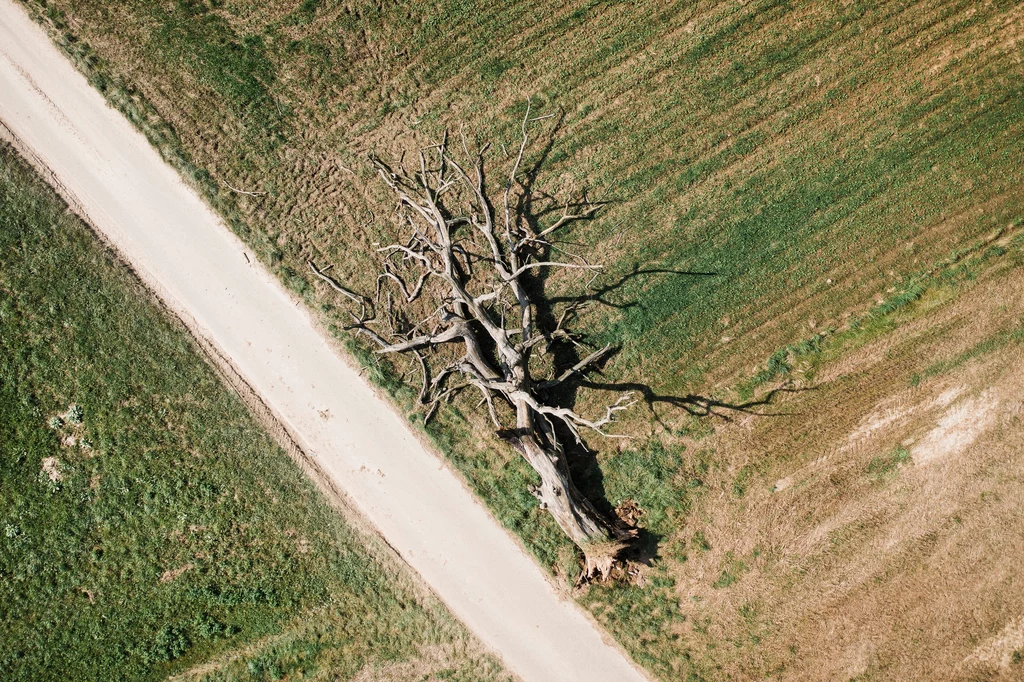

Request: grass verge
left=0, top=141, right=509, bottom=681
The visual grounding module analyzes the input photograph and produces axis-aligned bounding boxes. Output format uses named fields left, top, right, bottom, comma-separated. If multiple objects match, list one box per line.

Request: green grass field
left=11, top=0, right=1024, bottom=678
left=24, top=0, right=1023, bottom=391
left=0, top=142, right=509, bottom=681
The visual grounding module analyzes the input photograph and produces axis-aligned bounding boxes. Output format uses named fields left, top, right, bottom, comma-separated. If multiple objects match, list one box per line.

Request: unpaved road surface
left=0, top=3, right=649, bottom=681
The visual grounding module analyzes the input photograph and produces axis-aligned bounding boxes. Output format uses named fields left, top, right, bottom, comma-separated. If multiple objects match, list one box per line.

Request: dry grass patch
left=644, top=261, right=1024, bottom=679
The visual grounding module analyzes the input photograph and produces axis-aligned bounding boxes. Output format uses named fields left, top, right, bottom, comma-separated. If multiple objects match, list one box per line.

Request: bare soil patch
left=656, top=261, right=1024, bottom=679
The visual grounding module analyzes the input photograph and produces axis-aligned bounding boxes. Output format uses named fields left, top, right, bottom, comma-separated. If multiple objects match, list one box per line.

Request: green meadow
left=0, top=142, right=508, bottom=681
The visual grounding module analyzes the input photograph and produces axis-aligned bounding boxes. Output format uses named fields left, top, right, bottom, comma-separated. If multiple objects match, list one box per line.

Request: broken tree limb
left=537, top=344, right=614, bottom=390
left=308, top=260, right=364, bottom=304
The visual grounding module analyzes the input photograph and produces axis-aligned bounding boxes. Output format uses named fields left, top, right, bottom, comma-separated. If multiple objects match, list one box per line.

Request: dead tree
left=313, top=105, right=637, bottom=578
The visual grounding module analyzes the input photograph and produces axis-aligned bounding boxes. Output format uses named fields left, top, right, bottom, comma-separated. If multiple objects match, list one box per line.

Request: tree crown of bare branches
left=311, top=102, right=637, bottom=577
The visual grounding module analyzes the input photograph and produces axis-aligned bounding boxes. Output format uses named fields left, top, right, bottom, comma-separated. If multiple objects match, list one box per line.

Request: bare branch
left=537, top=345, right=613, bottom=390
left=344, top=318, right=390, bottom=349
left=527, top=393, right=637, bottom=443
left=308, top=260, right=364, bottom=304
left=423, top=400, right=440, bottom=425
left=374, top=323, right=466, bottom=354
left=222, top=180, right=266, bottom=197
left=414, top=350, right=430, bottom=404
left=507, top=260, right=602, bottom=279
left=378, top=268, right=430, bottom=303
left=535, top=201, right=602, bottom=239
left=472, top=382, right=503, bottom=429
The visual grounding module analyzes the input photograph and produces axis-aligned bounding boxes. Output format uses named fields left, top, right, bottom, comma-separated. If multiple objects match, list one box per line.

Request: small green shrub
left=867, top=445, right=912, bottom=481
left=149, top=624, right=190, bottom=662
left=604, top=441, right=688, bottom=534
left=712, top=555, right=747, bottom=589
left=66, top=404, right=84, bottom=424
left=732, top=465, right=755, bottom=498
left=193, top=613, right=224, bottom=640
left=871, top=282, right=925, bottom=318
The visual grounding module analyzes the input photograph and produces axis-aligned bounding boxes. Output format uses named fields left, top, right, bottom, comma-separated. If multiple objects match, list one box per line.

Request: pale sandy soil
left=0, top=2, right=650, bottom=680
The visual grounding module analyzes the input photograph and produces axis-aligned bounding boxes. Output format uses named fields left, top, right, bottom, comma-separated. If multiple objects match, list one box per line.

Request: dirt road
left=0, top=3, right=650, bottom=681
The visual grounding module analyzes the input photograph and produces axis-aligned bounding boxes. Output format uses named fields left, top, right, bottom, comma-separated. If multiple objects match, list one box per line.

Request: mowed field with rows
left=0, top=142, right=510, bottom=681
left=13, top=0, right=1024, bottom=678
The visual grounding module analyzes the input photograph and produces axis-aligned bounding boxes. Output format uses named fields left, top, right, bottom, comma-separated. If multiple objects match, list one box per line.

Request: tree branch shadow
left=508, top=119, right=813, bottom=571
left=579, top=379, right=812, bottom=422
left=547, top=263, right=719, bottom=310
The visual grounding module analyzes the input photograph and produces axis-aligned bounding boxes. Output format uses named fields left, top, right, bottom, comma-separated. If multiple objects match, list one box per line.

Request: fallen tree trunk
left=509, top=398, right=635, bottom=577
left=318, top=104, right=637, bottom=578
